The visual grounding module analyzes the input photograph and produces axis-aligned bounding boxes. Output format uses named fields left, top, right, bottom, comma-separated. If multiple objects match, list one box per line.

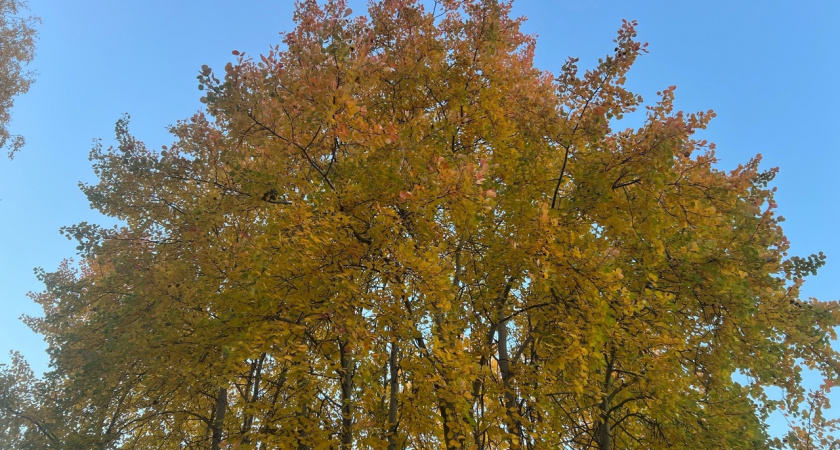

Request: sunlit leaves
left=0, top=0, right=38, bottom=158
left=2, top=0, right=838, bottom=449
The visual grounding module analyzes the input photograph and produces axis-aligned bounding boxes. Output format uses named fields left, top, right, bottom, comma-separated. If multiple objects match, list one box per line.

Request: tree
left=2, top=0, right=839, bottom=448
left=0, top=0, right=37, bottom=158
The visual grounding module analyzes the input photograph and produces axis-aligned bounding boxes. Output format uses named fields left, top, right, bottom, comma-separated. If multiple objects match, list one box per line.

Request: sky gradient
left=1, top=0, right=838, bottom=439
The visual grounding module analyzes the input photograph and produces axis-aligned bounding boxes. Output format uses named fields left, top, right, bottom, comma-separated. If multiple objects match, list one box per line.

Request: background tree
left=2, top=0, right=838, bottom=448
left=0, top=0, right=37, bottom=158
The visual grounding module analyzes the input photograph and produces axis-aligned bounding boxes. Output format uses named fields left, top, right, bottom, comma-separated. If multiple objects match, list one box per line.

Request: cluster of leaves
left=776, top=385, right=840, bottom=449
left=2, top=0, right=839, bottom=448
left=0, top=0, right=38, bottom=158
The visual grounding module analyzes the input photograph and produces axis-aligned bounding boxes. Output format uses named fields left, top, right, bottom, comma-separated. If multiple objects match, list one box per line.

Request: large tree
left=0, top=0, right=37, bottom=157
left=2, top=0, right=838, bottom=448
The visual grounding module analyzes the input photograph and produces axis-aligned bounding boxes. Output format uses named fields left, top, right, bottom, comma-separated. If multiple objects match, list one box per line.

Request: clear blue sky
left=1, top=0, right=838, bottom=438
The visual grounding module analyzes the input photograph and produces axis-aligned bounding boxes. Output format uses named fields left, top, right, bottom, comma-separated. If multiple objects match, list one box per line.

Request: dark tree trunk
left=210, top=387, right=227, bottom=450
left=339, top=339, right=354, bottom=449
left=387, top=342, right=399, bottom=450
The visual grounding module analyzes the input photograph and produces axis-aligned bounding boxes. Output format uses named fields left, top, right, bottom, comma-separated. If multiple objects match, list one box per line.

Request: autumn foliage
left=0, top=0, right=38, bottom=157
left=2, top=0, right=839, bottom=448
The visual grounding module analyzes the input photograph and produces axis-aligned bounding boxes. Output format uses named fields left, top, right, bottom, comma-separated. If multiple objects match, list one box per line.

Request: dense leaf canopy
left=2, top=0, right=838, bottom=448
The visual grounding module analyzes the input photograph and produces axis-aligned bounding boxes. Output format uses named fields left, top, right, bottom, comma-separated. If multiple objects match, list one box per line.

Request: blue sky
left=1, top=0, right=838, bottom=438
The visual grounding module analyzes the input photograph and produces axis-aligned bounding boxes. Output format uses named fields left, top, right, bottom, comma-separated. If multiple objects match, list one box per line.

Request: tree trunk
left=241, top=354, right=265, bottom=444
left=210, top=386, right=227, bottom=450
left=498, top=317, right=523, bottom=448
left=597, top=418, right=612, bottom=450
left=596, top=351, right=615, bottom=450
left=387, top=342, right=399, bottom=450
left=339, top=339, right=354, bottom=449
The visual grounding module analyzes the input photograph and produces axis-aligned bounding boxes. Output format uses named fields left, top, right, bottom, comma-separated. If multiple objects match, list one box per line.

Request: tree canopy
left=0, top=0, right=37, bottom=158
left=2, top=0, right=838, bottom=448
